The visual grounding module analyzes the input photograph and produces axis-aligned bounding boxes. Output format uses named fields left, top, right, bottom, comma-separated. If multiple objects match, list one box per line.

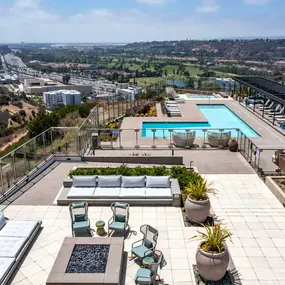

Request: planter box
left=265, top=176, right=285, bottom=206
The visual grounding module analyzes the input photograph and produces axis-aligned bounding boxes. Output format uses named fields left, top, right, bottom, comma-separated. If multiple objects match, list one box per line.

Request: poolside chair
left=135, top=250, right=167, bottom=285
left=268, top=106, right=284, bottom=117
left=130, top=225, right=158, bottom=261
left=108, top=202, right=130, bottom=236
left=207, top=131, right=231, bottom=147
left=265, top=104, right=281, bottom=114
left=69, top=202, right=90, bottom=237
left=172, top=131, right=196, bottom=148
left=258, top=99, right=271, bottom=109
left=260, top=101, right=274, bottom=110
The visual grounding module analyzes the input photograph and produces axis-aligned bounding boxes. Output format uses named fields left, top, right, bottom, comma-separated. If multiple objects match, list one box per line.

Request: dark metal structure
left=233, top=76, right=285, bottom=124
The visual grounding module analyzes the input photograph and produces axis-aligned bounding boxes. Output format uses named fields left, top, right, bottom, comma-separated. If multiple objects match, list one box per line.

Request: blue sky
left=0, top=0, right=284, bottom=43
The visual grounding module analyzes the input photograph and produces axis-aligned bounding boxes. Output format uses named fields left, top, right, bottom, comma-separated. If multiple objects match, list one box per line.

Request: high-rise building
left=43, top=90, right=81, bottom=106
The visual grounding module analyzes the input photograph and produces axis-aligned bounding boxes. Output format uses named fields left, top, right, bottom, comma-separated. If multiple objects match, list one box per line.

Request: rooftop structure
left=2, top=83, right=285, bottom=284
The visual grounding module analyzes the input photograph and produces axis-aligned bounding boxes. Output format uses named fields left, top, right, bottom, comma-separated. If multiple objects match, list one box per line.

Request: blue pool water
left=187, top=95, right=216, bottom=99
left=142, top=105, right=260, bottom=138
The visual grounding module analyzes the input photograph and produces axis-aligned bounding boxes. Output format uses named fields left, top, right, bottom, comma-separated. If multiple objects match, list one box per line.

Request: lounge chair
left=135, top=250, right=167, bottom=285
left=175, top=98, right=185, bottom=103
left=258, top=99, right=271, bottom=109
left=69, top=202, right=91, bottom=237
left=131, top=225, right=158, bottom=261
left=207, top=131, right=231, bottom=147
left=108, top=202, right=130, bottom=236
left=260, top=101, right=274, bottom=110
left=172, top=131, right=196, bottom=148
left=268, top=106, right=284, bottom=117
left=265, top=104, right=281, bottom=114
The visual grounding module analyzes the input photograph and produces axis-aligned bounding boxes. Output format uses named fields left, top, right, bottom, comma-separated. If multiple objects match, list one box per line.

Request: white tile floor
left=4, top=174, right=285, bottom=284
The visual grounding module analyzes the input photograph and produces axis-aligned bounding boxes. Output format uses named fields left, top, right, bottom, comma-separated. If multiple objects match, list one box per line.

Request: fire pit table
left=46, top=237, right=124, bottom=285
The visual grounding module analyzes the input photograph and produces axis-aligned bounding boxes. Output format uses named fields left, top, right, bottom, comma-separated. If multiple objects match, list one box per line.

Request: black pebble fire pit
left=46, top=237, right=124, bottom=285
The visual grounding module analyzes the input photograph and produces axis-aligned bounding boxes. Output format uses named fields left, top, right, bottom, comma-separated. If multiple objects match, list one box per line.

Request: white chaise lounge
left=0, top=213, right=41, bottom=284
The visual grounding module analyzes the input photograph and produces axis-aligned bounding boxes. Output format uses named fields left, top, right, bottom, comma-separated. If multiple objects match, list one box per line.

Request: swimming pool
left=142, top=105, right=260, bottom=138
left=187, top=95, right=216, bottom=99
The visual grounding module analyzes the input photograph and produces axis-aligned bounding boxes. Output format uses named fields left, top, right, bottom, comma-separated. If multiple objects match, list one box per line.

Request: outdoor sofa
left=57, top=175, right=182, bottom=206
left=0, top=212, right=42, bottom=284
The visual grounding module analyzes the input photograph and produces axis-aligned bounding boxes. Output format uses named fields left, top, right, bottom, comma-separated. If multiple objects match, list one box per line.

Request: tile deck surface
left=4, top=171, right=285, bottom=285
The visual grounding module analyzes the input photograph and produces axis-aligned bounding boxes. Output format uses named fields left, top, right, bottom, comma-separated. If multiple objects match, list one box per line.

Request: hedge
left=69, top=165, right=201, bottom=191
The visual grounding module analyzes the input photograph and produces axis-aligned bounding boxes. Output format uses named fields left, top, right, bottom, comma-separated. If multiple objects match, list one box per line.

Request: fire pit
left=46, top=237, right=124, bottom=285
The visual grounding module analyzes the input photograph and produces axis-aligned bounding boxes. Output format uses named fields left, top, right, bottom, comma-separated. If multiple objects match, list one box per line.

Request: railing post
left=219, top=129, right=224, bottom=149
left=112, top=99, right=115, bottom=120
left=119, top=130, right=123, bottom=149
left=23, top=145, right=28, bottom=175
left=185, top=129, right=190, bottom=149
left=108, top=100, right=111, bottom=122
left=0, top=163, right=4, bottom=196
left=50, top=128, right=54, bottom=154
left=168, top=129, right=173, bottom=148
left=135, top=129, right=140, bottom=149
left=42, top=132, right=46, bottom=156
left=152, top=129, right=157, bottom=149
left=34, top=139, right=38, bottom=166
left=12, top=153, right=16, bottom=183
left=202, top=129, right=207, bottom=149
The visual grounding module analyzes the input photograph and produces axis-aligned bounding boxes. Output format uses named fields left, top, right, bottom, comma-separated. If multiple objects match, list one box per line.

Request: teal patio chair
left=135, top=250, right=167, bottom=285
left=69, top=202, right=90, bottom=236
left=131, top=224, right=158, bottom=260
left=108, top=202, right=130, bottom=236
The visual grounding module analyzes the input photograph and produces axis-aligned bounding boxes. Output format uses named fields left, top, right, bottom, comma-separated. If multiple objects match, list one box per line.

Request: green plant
left=184, top=179, right=216, bottom=201
left=281, top=180, right=285, bottom=186
left=231, top=137, right=237, bottom=142
left=193, top=224, right=232, bottom=254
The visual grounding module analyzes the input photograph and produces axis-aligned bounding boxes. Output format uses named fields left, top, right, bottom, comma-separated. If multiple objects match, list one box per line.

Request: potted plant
left=193, top=224, right=232, bottom=282
left=228, top=138, right=238, bottom=152
left=184, top=178, right=216, bottom=223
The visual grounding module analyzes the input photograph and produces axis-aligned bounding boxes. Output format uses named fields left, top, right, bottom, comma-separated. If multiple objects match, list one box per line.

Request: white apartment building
left=116, top=86, right=142, bottom=100
left=43, top=90, right=81, bottom=106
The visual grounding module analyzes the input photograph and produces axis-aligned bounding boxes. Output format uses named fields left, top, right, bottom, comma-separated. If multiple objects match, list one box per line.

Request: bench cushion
left=121, top=176, right=145, bottom=188
left=0, top=258, right=15, bottom=284
left=0, top=237, right=26, bottom=258
left=72, top=176, right=96, bottom=187
left=0, top=221, right=38, bottom=238
left=119, top=188, right=146, bottom=198
left=98, top=176, right=121, bottom=187
left=67, top=187, right=95, bottom=198
left=146, top=176, right=170, bottom=188
left=145, top=188, right=172, bottom=199
left=94, top=187, right=120, bottom=198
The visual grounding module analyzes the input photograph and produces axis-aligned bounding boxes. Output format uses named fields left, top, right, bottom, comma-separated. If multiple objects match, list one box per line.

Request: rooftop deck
left=3, top=162, right=285, bottom=285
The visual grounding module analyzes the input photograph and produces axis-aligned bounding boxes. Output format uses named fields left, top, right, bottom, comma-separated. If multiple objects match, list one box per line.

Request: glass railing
left=0, top=127, right=78, bottom=197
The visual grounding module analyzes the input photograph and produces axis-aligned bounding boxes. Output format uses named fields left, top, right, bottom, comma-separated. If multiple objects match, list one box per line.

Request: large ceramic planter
left=228, top=140, right=238, bottom=152
left=185, top=195, right=210, bottom=223
left=196, top=242, right=230, bottom=282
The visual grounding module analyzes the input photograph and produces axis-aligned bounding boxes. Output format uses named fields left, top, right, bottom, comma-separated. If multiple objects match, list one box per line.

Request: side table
left=95, top=220, right=106, bottom=236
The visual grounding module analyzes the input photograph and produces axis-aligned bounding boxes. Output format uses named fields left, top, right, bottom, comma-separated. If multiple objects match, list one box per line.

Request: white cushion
left=119, top=188, right=146, bottom=198
left=0, top=237, right=26, bottom=258
left=67, top=187, right=95, bottom=198
left=0, top=258, right=15, bottom=284
left=72, top=176, right=96, bottom=187
left=94, top=188, right=120, bottom=198
left=121, top=176, right=145, bottom=188
left=98, top=176, right=121, bottom=187
left=0, top=221, right=38, bottom=238
left=0, top=212, right=6, bottom=230
left=146, top=176, right=170, bottom=188
left=145, top=188, right=172, bottom=199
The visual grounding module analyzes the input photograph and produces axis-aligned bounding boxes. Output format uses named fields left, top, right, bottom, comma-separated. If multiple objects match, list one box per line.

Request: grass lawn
left=134, top=77, right=164, bottom=86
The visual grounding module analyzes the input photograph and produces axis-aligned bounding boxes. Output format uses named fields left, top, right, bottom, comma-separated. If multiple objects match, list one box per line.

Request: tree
left=19, top=110, right=26, bottom=117
left=164, top=70, right=168, bottom=76
left=186, top=77, right=195, bottom=89
left=31, top=110, right=36, bottom=117
left=62, top=74, right=71, bottom=84
left=183, top=71, right=190, bottom=77
left=28, top=112, right=60, bottom=137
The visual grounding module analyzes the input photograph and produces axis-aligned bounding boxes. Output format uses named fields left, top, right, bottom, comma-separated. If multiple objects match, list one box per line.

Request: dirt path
left=0, top=131, right=28, bottom=152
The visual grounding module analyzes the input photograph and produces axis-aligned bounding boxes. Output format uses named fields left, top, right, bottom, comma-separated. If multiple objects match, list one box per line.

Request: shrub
left=193, top=224, right=232, bottom=254
left=69, top=165, right=202, bottom=191
left=184, top=179, right=216, bottom=201
left=281, top=180, right=285, bottom=186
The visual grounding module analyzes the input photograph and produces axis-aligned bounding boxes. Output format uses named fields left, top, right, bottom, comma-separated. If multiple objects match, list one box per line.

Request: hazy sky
left=0, top=0, right=284, bottom=43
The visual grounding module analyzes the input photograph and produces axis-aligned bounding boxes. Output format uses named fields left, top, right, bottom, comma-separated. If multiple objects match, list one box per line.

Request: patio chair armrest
left=143, top=248, right=154, bottom=258
left=132, top=239, right=143, bottom=249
